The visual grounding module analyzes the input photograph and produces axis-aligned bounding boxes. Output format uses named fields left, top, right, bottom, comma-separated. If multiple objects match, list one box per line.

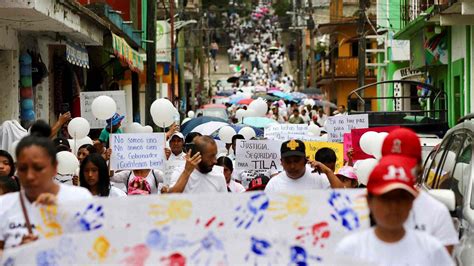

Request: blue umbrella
left=269, top=91, right=294, bottom=101
left=229, top=95, right=245, bottom=104
left=181, top=116, right=228, bottom=136
left=243, top=117, right=278, bottom=128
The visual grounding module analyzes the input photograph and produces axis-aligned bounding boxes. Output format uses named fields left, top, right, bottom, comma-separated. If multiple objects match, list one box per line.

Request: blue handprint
left=234, top=193, right=270, bottom=229
left=289, top=245, right=322, bottom=266
left=328, top=191, right=359, bottom=231
left=36, top=249, right=59, bottom=266
left=146, top=227, right=190, bottom=251
left=190, top=232, right=227, bottom=266
left=244, top=236, right=278, bottom=265
left=3, top=257, right=15, bottom=266
left=71, top=203, right=105, bottom=232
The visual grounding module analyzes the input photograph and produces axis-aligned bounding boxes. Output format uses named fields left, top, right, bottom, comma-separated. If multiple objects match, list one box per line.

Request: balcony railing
left=400, top=0, right=453, bottom=28
left=316, top=57, right=375, bottom=80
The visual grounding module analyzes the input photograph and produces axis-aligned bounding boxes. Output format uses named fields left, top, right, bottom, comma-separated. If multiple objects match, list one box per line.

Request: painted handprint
left=149, top=200, right=193, bottom=226
left=328, top=191, right=360, bottom=231
left=295, top=221, right=330, bottom=247
left=36, top=238, right=76, bottom=266
left=36, top=206, right=64, bottom=238
left=234, top=193, right=270, bottom=229
left=71, top=203, right=105, bottom=232
left=36, top=249, right=59, bottom=266
left=268, top=194, right=309, bottom=220
left=289, top=245, right=322, bottom=266
left=122, top=244, right=150, bottom=266
left=244, top=236, right=280, bottom=265
left=88, top=236, right=114, bottom=262
left=146, top=227, right=190, bottom=251
left=190, top=232, right=227, bottom=266
left=160, top=253, right=187, bottom=266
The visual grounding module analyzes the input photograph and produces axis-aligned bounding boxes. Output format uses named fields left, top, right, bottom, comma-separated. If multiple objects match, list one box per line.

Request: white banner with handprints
left=1, top=190, right=370, bottom=265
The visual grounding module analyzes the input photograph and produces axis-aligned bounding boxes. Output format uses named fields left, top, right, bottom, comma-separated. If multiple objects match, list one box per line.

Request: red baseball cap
left=367, top=155, right=418, bottom=197
left=381, top=128, right=421, bottom=161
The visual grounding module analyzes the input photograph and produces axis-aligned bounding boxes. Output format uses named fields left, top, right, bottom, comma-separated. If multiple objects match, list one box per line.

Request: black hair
left=0, top=176, right=19, bottom=194
left=80, top=153, right=111, bottom=197
left=16, top=135, right=57, bottom=165
left=185, top=132, right=202, bottom=144
left=0, top=150, right=15, bottom=177
left=232, top=134, right=245, bottom=144
left=217, top=156, right=233, bottom=171
left=315, top=148, right=337, bottom=164
left=29, top=120, right=52, bottom=138
left=78, top=144, right=97, bottom=154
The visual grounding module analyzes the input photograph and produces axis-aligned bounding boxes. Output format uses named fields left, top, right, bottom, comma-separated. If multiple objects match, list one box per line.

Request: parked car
left=420, top=114, right=474, bottom=265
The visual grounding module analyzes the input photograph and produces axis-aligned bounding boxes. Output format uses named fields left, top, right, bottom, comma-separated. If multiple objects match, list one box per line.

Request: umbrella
left=237, top=98, right=254, bottom=105
left=181, top=116, right=228, bottom=136
left=229, top=95, right=245, bottom=105
left=240, top=75, right=252, bottom=82
left=203, top=104, right=226, bottom=109
left=191, top=121, right=229, bottom=136
left=269, top=46, right=279, bottom=52
left=216, top=90, right=234, bottom=96
left=243, top=117, right=278, bottom=128
left=314, top=100, right=337, bottom=109
left=252, top=95, right=279, bottom=101
left=227, top=76, right=239, bottom=83
left=269, top=91, right=294, bottom=101
left=291, top=92, right=307, bottom=100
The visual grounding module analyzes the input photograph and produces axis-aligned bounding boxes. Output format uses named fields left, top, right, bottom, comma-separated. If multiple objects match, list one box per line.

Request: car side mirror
left=428, top=189, right=455, bottom=211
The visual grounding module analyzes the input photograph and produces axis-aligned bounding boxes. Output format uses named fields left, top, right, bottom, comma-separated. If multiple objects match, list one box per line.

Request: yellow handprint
left=268, top=194, right=309, bottom=220
left=36, top=205, right=64, bottom=238
left=149, top=199, right=193, bottom=226
left=88, top=236, right=113, bottom=262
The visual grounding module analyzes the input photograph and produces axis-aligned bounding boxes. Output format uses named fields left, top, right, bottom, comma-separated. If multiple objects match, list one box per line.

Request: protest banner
left=325, top=114, right=369, bottom=143
left=343, top=133, right=352, bottom=162
left=1, top=190, right=369, bottom=265
left=351, top=126, right=400, bottom=160
left=264, top=124, right=320, bottom=141
left=304, top=141, right=344, bottom=171
left=110, top=133, right=166, bottom=170
left=80, top=91, right=127, bottom=129
left=235, top=139, right=283, bottom=173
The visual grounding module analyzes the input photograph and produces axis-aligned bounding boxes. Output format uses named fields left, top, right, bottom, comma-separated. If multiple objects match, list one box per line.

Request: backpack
left=126, top=170, right=158, bottom=195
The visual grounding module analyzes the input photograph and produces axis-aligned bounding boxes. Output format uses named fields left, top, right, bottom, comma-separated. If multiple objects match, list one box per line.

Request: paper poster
left=235, top=140, right=283, bottom=173
left=110, top=133, right=166, bottom=170
left=1, top=190, right=370, bottom=265
left=325, top=114, right=369, bottom=143
left=351, top=126, right=400, bottom=161
left=304, top=141, right=344, bottom=171
left=343, top=133, right=352, bottom=162
left=80, top=91, right=128, bottom=129
left=264, top=124, right=308, bottom=141
left=163, top=160, right=185, bottom=186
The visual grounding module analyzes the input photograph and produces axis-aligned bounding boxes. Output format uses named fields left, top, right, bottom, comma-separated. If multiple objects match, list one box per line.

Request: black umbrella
left=227, top=76, right=239, bottom=83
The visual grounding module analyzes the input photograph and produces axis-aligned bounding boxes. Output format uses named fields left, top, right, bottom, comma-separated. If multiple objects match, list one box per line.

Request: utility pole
left=357, top=0, right=366, bottom=88
left=308, top=0, right=316, bottom=88
left=145, top=0, right=156, bottom=126
left=206, top=13, right=211, bottom=100
left=170, top=0, right=175, bottom=101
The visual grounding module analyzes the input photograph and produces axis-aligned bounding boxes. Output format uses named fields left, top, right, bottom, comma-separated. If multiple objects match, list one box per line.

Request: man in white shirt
left=167, top=132, right=186, bottom=161
left=265, top=140, right=344, bottom=193
left=381, top=128, right=459, bottom=253
left=168, top=136, right=227, bottom=193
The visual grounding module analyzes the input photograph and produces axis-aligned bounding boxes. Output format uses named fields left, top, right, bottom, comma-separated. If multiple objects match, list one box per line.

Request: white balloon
left=150, top=98, right=175, bottom=127
left=373, top=132, right=389, bottom=159
left=143, top=125, right=153, bottom=133
left=239, top=127, right=256, bottom=140
left=248, top=98, right=268, bottom=117
left=308, top=124, right=321, bottom=136
left=235, top=109, right=246, bottom=121
left=360, top=131, right=378, bottom=156
left=125, top=122, right=143, bottom=133
left=56, top=151, right=80, bottom=175
left=67, top=117, right=90, bottom=139
left=187, top=110, right=195, bottom=118
left=354, top=158, right=378, bottom=186
left=69, top=137, right=93, bottom=155
left=9, top=140, right=20, bottom=162
left=91, top=95, right=117, bottom=120
left=218, top=126, right=237, bottom=144
left=244, top=109, right=257, bottom=118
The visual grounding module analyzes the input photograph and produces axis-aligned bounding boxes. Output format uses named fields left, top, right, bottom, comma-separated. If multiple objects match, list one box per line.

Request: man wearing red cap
left=381, top=128, right=459, bottom=253
left=336, top=157, right=454, bottom=265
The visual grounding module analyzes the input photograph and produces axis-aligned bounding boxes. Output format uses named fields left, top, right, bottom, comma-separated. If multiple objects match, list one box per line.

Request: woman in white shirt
left=80, top=154, right=126, bottom=197
left=217, top=156, right=245, bottom=193
left=111, top=168, right=164, bottom=194
left=0, top=134, right=92, bottom=251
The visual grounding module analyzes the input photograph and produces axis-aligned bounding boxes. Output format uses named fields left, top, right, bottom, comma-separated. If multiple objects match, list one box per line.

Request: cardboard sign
left=343, top=133, right=352, bottom=162
left=1, top=190, right=369, bottom=265
left=110, top=133, right=166, bottom=170
left=264, top=124, right=308, bottom=141
left=235, top=140, right=282, bottom=173
left=325, top=114, right=369, bottom=143
left=304, top=141, right=344, bottom=171
left=80, top=91, right=128, bottom=129
left=351, top=126, right=400, bottom=160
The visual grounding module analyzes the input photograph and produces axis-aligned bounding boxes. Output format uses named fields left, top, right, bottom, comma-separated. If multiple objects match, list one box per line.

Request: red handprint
left=161, top=253, right=187, bottom=266
left=295, top=221, right=331, bottom=248
left=122, top=244, right=150, bottom=266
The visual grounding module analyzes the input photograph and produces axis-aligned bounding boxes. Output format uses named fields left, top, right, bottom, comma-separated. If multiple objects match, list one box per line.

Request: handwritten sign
left=235, top=140, right=282, bottom=173
left=264, top=124, right=320, bottom=141
left=163, top=160, right=185, bottom=186
left=304, top=141, right=344, bottom=171
left=325, top=114, right=368, bottom=142
left=110, top=133, right=165, bottom=170
left=1, top=190, right=369, bottom=265
left=343, top=133, right=352, bottom=162
left=351, top=126, right=400, bottom=160
left=80, top=91, right=127, bottom=129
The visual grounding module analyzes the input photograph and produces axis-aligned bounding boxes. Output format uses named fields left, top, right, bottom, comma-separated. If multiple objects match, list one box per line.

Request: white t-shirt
left=228, top=180, right=245, bottom=193
left=109, top=186, right=127, bottom=197
left=170, top=166, right=227, bottom=193
left=336, top=228, right=454, bottom=266
left=168, top=152, right=186, bottom=162
left=405, top=190, right=459, bottom=246
left=0, top=184, right=92, bottom=249
left=111, top=170, right=164, bottom=194
left=264, top=168, right=330, bottom=193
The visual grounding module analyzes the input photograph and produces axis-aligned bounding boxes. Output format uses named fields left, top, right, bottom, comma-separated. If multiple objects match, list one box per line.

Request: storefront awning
left=66, top=42, right=89, bottom=69
left=112, top=33, right=144, bottom=73
left=393, top=6, right=435, bottom=40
